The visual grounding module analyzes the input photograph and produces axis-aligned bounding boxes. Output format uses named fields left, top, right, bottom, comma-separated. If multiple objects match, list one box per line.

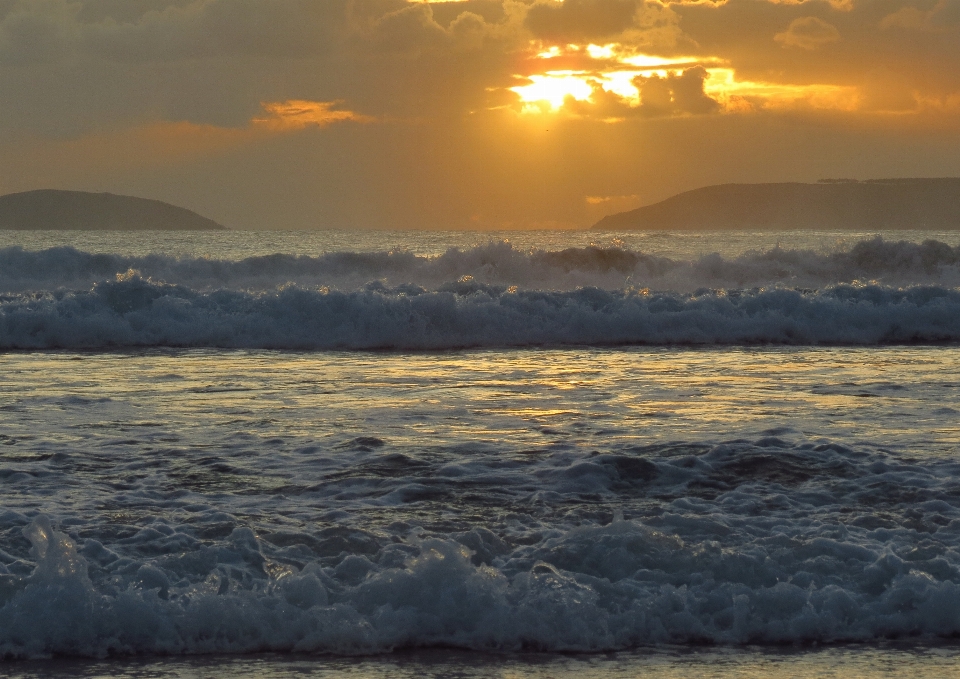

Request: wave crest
left=2, top=237, right=960, bottom=294
left=1, top=275, right=959, bottom=349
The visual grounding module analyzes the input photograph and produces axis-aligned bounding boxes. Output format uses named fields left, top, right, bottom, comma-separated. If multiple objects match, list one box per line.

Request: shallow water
left=7, top=646, right=960, bottom=678
left=2, top=346, right=960, bottom=656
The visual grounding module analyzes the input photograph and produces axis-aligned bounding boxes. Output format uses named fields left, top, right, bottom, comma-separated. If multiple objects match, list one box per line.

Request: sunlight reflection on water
left=2, top=228, right=959, bottom=261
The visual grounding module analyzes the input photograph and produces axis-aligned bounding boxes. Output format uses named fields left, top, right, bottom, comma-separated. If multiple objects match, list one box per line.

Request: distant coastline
left=0, top=189, right=226, bottom=231
left=592, top=178, right=960, bottom=231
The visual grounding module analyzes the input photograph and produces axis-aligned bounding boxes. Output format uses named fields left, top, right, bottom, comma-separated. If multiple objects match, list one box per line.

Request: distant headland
left=0, top=189, right=227, bottom=231
left=592, top=178, right=960, bottom=231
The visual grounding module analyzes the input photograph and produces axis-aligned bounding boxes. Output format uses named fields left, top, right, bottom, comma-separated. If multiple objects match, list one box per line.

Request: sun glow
left=619, top=54, right=702, bottom=68
left=512, top=40, right=860, bottom=115
left=703, top=69, right=860, bottom=111
left=538, top=46, right=564, bottom=59
left=510, top=72, right=594, bottom=111
left=586, top=44, right=616, bottom=60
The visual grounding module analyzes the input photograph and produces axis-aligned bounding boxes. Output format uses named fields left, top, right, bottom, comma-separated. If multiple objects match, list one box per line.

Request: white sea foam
left=3, top=238, right=960, bottom=349
left=3, top=233, right=960, bottom=661
left=0, top=273, right=958, bottom=349
left=2, top=238, right=960, bottom=294
left=3, top=437, right=960, bottom=658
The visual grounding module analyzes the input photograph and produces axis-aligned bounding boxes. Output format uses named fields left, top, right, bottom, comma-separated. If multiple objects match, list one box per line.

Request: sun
left=509, top=72, right=594, bottom=112
left=507, top=42, right=861, bottom=116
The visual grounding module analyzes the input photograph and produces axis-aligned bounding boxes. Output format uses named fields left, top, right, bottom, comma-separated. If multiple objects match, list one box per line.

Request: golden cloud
left=252, top=100, right=374, bottom=130
left=764, top=0, right=854, bottom=11
left=774, top=16, right=841, bottom=50
left=3, top=99, right=373, bottom=182
left=507, top=39, right=859, bottom=117
left=704, top=68, right=858, bottom=111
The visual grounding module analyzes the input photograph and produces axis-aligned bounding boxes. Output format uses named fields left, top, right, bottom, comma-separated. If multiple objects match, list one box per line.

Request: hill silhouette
left=0, top=190, right=226, bottom=230
left=592, top=178, right=960, bottom=231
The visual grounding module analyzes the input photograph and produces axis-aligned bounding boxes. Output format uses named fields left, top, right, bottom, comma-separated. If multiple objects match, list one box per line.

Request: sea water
left=2, top=229, right=960, bottom=676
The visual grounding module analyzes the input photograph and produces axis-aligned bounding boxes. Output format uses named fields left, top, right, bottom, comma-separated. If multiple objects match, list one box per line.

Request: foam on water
left=3, top=436, right=960, bottom=658
left=2, top=238, right=960, bottom=350
left=2, top=237, right=960, bottom=294
left=2, top=231, right=960, bottom=662
left=1, top=274, right=959, bottom=349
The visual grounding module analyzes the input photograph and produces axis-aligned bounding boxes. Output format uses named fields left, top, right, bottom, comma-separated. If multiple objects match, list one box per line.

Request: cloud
left=253, top=100, right=374, bottom=130
left=881, top=0, right=960, bottom=32
left=368, top=3, right=450, bottom=52
left=638, top=66, right=720, bottom=115
left=763, top=0, right=853, bottom=11
left=3, top=0, right=960, bottom=230
left=858, top=68, right=919, bottom=112
left=0, top=0, right=79, bottom=65
left=0, top=0, right=348, bottom=65
left=0, top=98, right=372, bottom=193
left=361, top=0, right=532, bottom=57
left=535, top=65, right=721, bottom=120
left=774, top=16, right=840, bottom=49
left=525, top=0, right=644, bottom=41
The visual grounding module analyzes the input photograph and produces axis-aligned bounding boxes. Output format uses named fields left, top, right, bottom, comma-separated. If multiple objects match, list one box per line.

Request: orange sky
left=1, top=0, right=959, bottom=229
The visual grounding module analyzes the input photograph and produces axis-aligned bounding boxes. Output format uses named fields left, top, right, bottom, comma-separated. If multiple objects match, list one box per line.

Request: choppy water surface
left=4, top=228, right=958, bottom=260
left=2, top=346, right=960, bottom=657
left=1, top=229, right=960, bottom=670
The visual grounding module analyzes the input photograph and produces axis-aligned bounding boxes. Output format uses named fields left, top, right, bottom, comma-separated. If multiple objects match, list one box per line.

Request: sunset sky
left=1, top=0, right=959, bottom=229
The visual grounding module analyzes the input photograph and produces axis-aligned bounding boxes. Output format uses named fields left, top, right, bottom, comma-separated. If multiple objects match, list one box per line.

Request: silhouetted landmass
left=0, top=189, right=226, bottom=230
left=592, top=178, right=960, bottom=230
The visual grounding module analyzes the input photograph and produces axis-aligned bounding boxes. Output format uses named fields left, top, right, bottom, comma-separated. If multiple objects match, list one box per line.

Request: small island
left=0, top=189, right=227, bottom=230
left=592, top=178, right=960, bottom=230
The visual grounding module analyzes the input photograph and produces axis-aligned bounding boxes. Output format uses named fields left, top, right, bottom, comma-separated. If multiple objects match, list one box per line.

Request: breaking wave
left=2, top=237, right=959, bottom=349
left=2, top=237, right=960, bottom=294
left=1, top=275, right=959, bottom=349
left=4, top=437, right=960, bottom=657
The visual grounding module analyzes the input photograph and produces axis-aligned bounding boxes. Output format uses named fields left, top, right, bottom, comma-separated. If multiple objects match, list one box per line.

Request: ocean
left=2, top=229, right=960, bottom=677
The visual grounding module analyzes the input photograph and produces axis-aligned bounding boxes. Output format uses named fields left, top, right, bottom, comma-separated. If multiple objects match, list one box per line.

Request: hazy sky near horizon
left=1, top=0, right=959, bottom=229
